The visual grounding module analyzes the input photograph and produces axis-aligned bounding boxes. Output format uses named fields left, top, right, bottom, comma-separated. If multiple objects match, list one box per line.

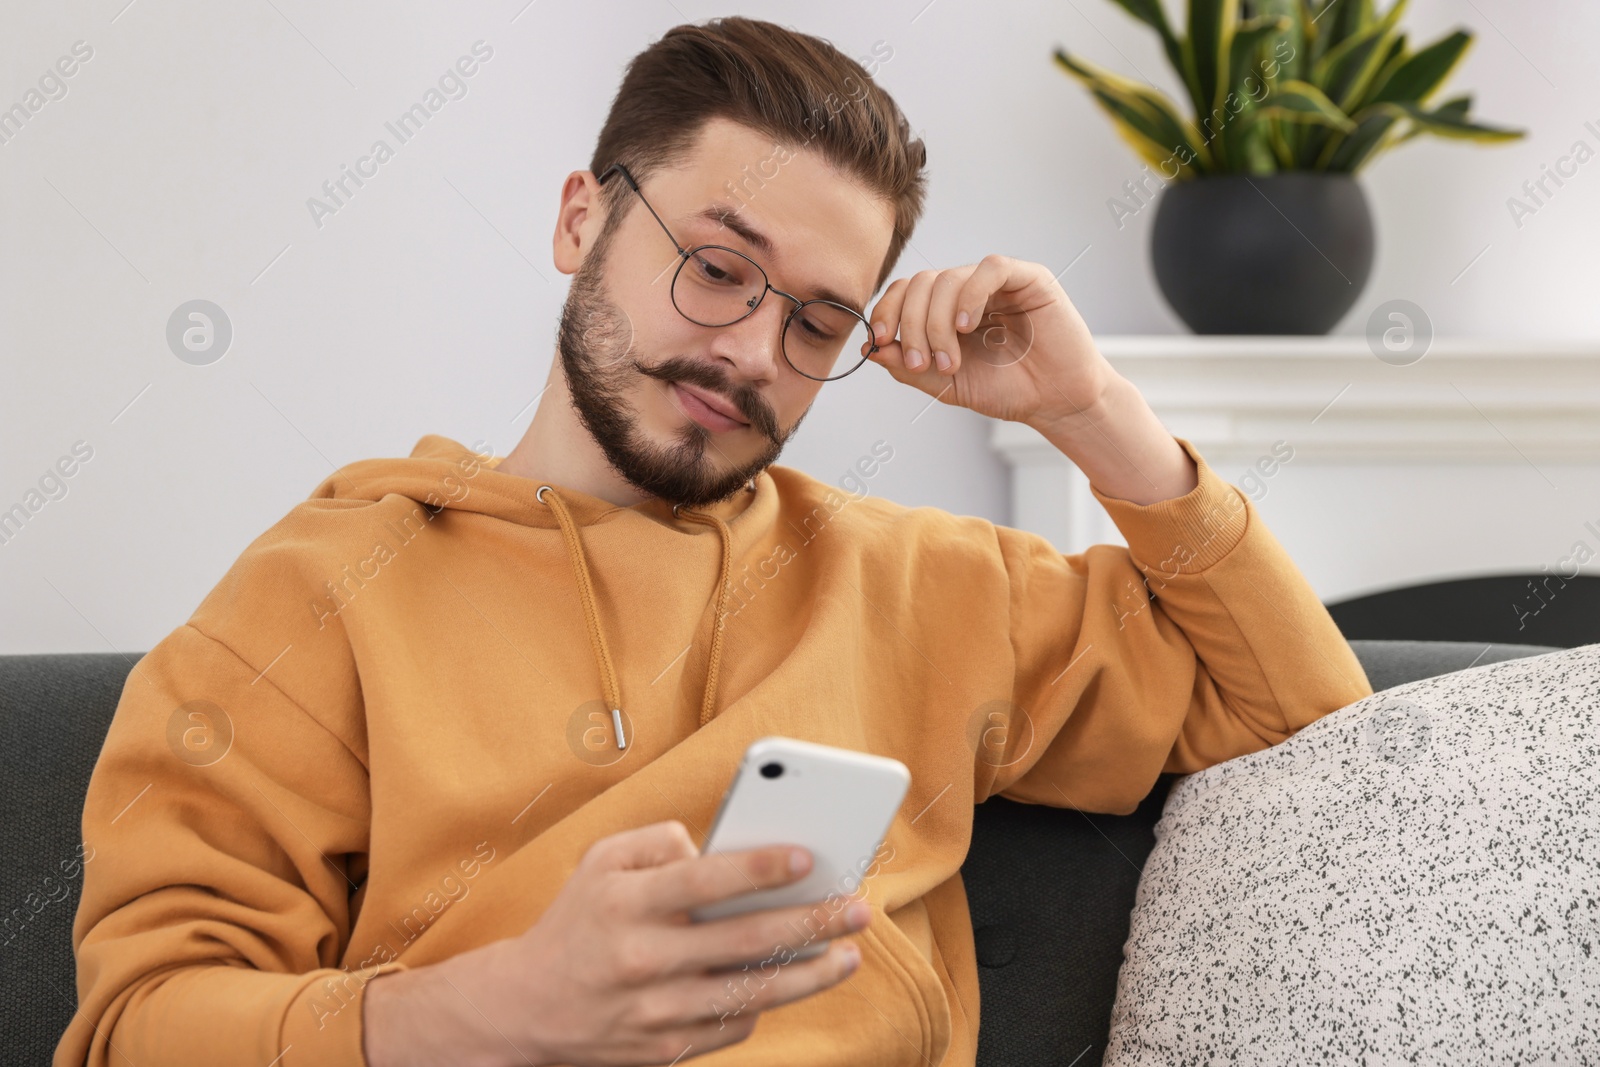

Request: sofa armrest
left=1347, top=639, right=1563, bottom=694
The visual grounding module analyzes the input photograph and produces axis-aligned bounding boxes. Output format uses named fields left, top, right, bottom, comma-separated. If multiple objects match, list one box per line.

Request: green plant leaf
left=1330, top=93, right=1517, bottom=171
left=1258, top=78, right=1357, bottom=131
left=1306, top=0, right=1372, bottom=63
left=1238, top=121, right=1281, bottom=173
left=1370, top=100, right=1525, bottom=141
left=1299, top=0, right=1405, bottom=165
left=1229, top=13, right=1292, bottom=93
left=1256, top=0, right=1314, bottom=162
left=1366, top=29, right=1471, bottom=105
left=1252, top=0, right=1307, bottom=82
left=1303, top=0, right=1326, bottom=61
left=1212, top=15, right=1289, bottom=164
left=1104, top=0, right=1188, bottom=78
left=1312, top=0, right=1408, bottom=110
left=1391, top=92, right=1468, bottom=142
left=1266, top=117, right=1297, bottom=167
left=1320, top=111, right=1399, bottom=170
left=1053, top=48, right=1211, bottom=173
left=1330, top=0, right=1379, bottom=48
left=1350, top=30, right=1408, bottom=111
left=1184, top=0, right=1241, bottom=121
left=1089, top=88, right=1210, bottom=175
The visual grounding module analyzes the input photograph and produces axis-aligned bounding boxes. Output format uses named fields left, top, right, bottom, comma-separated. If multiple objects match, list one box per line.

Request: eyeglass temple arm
left=597, top=162, right=688, bottom=259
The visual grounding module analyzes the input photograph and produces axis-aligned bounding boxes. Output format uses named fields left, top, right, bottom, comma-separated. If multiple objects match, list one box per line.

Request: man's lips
left=671, top=381, right=748, bottom=430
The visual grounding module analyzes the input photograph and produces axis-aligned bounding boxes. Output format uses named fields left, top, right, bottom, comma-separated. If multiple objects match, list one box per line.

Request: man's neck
left=495, top=362, right=655, bottom=509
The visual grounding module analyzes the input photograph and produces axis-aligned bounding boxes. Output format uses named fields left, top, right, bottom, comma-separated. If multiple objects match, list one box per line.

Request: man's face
left=556, top=117, right=895, bottom=507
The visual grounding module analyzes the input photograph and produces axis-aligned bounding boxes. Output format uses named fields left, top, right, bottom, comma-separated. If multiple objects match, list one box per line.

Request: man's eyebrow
left=690, top=204, right=869, bottom=317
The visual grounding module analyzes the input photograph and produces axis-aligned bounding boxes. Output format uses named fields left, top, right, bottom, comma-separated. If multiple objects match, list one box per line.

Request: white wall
left=3, top=0, right=1595, bottom=654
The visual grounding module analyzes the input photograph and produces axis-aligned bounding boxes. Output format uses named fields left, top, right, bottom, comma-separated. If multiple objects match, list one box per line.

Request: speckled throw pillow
left=1105, top=643, right=1600, bottom=1066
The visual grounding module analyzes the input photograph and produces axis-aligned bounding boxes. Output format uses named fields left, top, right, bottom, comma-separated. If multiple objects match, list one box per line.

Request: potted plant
left=1054, top=0, right=1523, bottom=334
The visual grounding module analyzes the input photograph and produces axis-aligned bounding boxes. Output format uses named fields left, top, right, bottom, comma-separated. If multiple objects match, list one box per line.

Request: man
left=59, top=15, right=1371, bottom=1067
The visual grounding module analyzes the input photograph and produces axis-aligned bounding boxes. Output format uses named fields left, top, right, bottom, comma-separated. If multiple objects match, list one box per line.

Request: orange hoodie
left=58, top=432, right=1371, bottom=1067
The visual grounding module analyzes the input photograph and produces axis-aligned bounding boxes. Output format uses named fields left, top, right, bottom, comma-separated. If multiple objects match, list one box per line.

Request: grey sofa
left=2, top=639, right=1563, bottom=1066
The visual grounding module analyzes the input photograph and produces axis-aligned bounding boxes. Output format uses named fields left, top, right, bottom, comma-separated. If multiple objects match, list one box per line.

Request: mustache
left=636, top=357, right=779, bottom=439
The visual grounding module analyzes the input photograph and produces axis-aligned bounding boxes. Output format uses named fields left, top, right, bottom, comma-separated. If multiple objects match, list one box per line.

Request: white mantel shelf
left=990, top=335, right=1600, bottom=602
left=992, top=335, right=1600, bottom=465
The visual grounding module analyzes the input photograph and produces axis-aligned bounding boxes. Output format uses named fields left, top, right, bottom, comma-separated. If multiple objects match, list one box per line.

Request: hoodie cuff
left=282, top=960, right=412, bottom=1066
left=1087, top=436, right=1248, bottom=576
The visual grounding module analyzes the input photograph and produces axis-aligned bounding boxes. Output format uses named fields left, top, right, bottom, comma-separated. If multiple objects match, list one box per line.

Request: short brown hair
left=588, top=17, right=927, bottom=295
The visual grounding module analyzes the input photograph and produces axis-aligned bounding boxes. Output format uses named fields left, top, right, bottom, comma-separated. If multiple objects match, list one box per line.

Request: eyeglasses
left=596, top=162, right=879, bottom=382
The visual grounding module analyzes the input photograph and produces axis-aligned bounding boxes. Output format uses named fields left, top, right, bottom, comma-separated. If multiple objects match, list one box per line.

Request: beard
left=555, top=226, right=808, bottom=508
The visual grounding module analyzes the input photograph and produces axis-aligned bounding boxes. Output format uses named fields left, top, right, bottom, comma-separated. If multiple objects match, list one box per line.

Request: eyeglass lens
left=674, top=246, right=873, bottom=381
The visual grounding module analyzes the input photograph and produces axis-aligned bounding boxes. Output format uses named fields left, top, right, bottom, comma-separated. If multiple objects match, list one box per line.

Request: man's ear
left=553, top=170, right=605, bottom=276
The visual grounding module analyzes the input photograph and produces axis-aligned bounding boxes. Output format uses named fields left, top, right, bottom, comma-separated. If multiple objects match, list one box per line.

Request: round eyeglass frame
left=596, top=162, right=879, bottom=382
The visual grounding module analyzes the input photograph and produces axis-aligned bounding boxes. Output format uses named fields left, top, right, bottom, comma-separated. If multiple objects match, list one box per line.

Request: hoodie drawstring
left=537, top=485, right=735, bottom=746
left=674, top=504, right=735, bottom=730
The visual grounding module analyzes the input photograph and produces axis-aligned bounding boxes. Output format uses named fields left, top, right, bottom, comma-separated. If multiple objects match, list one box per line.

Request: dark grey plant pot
left=1151, top=172, right=1375, bottom=335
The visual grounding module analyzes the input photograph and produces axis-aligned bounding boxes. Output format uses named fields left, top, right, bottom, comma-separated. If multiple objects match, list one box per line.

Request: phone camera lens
left=759, top=761, right=784, bottom=779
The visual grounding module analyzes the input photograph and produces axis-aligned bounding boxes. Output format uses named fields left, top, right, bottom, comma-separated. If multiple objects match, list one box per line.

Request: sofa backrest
left=1, top=640, right=1563, bottom=1066
left=1, top=653, right=141, bottom=1062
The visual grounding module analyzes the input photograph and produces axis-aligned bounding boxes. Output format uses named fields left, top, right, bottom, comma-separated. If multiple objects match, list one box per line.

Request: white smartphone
left=688, top=736, right=911, bottom=960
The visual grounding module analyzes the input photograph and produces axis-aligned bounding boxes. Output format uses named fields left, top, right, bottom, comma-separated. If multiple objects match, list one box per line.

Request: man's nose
left=704, top=289, right=789, bottom=381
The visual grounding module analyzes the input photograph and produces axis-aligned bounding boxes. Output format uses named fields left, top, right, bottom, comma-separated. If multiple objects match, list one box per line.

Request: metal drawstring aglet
left=612, top=707, right=626, bottom=749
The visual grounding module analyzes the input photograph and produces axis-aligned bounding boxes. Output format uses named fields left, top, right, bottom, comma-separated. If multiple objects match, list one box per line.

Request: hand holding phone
left=690, top=736, right=911, bottom=960
left=364, top=820, right=869, bottom=1067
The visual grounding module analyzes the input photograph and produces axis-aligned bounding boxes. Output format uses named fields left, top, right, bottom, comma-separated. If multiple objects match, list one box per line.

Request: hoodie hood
left=309, top=433, right=765, bottom=742
left=308, top=433, right=763, bottom=531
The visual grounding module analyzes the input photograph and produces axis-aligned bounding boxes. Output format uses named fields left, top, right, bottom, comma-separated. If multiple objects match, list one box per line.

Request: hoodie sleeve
left=56, top=541, right=409, bottom=1066
left=978, top=435, right=1372, bottom=814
